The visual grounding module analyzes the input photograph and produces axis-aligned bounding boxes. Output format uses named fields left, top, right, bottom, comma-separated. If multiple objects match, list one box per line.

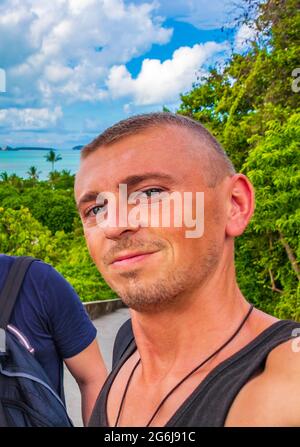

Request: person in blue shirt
left=0, top=254, right=107, bottom=426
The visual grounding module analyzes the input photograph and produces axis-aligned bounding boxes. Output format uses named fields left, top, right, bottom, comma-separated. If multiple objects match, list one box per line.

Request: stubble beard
left=112, top=240, right=220, bottom=313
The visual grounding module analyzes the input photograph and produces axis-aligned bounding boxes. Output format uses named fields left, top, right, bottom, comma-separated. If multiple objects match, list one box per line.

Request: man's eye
left=85, top=202, right=107, bottom=217
left=142, top=188, right=164, bottom=198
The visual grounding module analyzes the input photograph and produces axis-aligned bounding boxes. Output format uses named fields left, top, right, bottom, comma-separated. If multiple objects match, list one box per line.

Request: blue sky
left=0, top=0, right=252, bottom=149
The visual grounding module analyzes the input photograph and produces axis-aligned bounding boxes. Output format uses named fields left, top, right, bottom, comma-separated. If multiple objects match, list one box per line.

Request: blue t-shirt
left=0, top=255, right=97, bottom=401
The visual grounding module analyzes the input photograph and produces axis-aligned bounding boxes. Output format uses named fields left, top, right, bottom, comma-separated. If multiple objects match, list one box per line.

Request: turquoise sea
left=0, top=149, right=81, bottom=180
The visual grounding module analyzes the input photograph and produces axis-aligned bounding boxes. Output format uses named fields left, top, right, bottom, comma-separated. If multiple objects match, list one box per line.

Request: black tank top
left=89, top=319, right=300, bottom=427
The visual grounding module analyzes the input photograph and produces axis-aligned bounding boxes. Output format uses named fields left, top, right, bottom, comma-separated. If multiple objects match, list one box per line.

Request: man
left=75, top=112, right=300, bottom=427
left=0, top=255, right=107, bottom=426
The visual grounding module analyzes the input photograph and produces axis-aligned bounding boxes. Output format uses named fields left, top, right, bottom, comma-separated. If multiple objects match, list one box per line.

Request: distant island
left=0, top=145, right=84, bottom=151
left=0, top=146, right=56, bottom=151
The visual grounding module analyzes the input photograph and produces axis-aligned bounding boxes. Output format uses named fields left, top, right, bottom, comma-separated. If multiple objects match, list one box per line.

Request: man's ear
left=225, top=174, right=255, bottom=237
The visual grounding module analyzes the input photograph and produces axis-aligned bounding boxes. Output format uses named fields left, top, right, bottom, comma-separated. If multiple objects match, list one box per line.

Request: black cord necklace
left=114, top=304, right=254, bottom=427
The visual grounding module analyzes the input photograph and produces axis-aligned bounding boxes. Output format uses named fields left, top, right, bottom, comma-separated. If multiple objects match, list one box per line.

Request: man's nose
left=100, top=207, right=140, bottom=240
left=102, top=224, right=139, bottom=240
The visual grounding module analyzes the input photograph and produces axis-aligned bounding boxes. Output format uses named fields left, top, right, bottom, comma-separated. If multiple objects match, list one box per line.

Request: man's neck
left=128, top=262, right=278, bottom=385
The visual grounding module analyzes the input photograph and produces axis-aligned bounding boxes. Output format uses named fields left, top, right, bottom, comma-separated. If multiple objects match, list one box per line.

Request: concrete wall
left=83, top=298, right=126, bottom=320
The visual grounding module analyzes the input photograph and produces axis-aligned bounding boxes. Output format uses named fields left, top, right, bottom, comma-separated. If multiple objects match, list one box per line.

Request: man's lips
left=109, top=251, right=159, bottom=267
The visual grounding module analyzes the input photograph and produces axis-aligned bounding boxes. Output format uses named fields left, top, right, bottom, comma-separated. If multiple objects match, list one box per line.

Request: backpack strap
left=0, top=400, right=8, bottom=426
left=0, top=256, right=37, bottom=329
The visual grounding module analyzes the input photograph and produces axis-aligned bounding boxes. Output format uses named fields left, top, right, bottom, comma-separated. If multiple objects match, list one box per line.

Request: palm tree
left=7, top=173, right=23, bottom=187
left=0, top=171, right=9, bottom=182
left=61, top=169, right=71, bottom=176
left=48, top=170, right=61, bottom=183
left=44, top=149, right=62, bottom=171
left=27, top=166, right=41, bottom=180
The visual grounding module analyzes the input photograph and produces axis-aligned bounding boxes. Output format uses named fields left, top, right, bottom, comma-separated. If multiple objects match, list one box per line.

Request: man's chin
left=117, top=284, right=181, bottom=313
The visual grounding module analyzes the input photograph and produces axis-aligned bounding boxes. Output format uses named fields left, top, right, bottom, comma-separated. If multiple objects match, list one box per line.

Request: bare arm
left=64, top=339, right=108, bottom=426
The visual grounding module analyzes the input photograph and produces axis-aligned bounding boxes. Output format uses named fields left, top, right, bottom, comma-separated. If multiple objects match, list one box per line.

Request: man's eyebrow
left=119, top=173, right=175, bottom=188
left=76, top=191, right=100, bottom=210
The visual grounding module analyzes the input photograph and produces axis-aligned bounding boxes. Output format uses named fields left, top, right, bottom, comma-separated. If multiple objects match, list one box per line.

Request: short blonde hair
left=81, top=112, right=236, bottom=186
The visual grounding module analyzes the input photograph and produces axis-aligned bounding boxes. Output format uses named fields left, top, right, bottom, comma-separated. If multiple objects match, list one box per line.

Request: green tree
left=27, top=166, right=41, bottom=180
left=0, top=206, right=116, bottom=302
left=0, top=171, right=9, bottom=182
left=179, top=0, right=300, bottom=170
left=240, top=112, right=300, bottom=319
left=177, top=0, right=300, bottom=318
left=0, top=179, right=77, bottom=234
left=45, top=149, right=62, bottom=172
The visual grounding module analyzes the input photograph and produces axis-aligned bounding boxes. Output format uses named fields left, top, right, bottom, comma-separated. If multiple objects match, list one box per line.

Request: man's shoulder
left=250, top=311, right=300, bottom=377
left=226, top=321, right=300, bottom=426
left=254, top=335, right=300, bottom=423
left=265, top=334, right=300, bottom=378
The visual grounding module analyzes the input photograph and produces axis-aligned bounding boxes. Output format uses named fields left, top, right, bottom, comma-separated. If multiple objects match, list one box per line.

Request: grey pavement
left=64, top=307, right=130, bottom=427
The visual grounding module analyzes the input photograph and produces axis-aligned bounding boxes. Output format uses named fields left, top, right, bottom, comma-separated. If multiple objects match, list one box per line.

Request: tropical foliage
left=0, top=173, right=117, bottom=302
left=0, top=0, right=298, bottom=313
left=178, top=0, right=300, bottom=319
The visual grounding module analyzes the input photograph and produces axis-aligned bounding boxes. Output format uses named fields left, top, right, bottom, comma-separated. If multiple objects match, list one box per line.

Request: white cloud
left=130, top=0, right=244, bottom=30
left=83, top=117, right=103, bottom=131
left=0, top=107, right=63, bottom=130
left=106, top=41, right=228, bottom=105
left=123, top=103, right=132, bottom=114
left=0, top=0, right=236, bottom=144
left=0, top=0, right=172, bottom=105
left=234, top=23, right=257, bottom=51
left=0, top=68, right=6, bottom=92
left=0, top=4, right=39, bottom=67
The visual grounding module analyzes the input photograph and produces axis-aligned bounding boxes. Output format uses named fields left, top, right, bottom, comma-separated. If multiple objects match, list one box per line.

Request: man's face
left=75, top=126, right=229, bottom=312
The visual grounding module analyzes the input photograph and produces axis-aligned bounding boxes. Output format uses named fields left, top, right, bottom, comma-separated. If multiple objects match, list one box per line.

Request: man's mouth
left=110, top=251, right=159, bottom=268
